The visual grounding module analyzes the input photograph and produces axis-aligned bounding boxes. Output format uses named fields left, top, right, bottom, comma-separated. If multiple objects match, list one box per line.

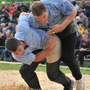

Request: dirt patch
left=0, top=70, right=90, bottom=90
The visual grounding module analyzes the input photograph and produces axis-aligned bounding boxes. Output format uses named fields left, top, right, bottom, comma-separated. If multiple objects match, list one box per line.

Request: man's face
left=10, top=45, right=24, bottom=56
left=35, top=9, right=48, bottom=23
left=79, top=12, right=83, bottom=17
left=8, top=23, right=12, bottom=27
left=6, top=30, right=10, bottom=37
left=82, top=35, right=87, bottom=41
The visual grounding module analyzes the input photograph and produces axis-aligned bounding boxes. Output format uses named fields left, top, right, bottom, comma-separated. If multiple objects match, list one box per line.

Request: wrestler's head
left=5, top=37, right=24, bottom=55
left=30, top=1, right=48, bottom=23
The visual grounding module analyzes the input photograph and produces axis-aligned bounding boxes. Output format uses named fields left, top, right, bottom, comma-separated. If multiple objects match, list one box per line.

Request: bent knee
left=47, top=72, right=57, bottom=81
left=47, top=71, right=62, bottom=81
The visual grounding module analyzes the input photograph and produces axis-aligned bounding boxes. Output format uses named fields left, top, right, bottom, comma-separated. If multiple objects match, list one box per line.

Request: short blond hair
left=1, top=23, right=5, bottom=26
left=2, top=28, right=6, bottom=32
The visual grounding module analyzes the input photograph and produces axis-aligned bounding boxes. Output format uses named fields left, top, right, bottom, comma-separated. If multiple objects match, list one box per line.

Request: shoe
left=75, top=75, right=85, bottom=90
left=64, top=80, right=74, bottom=90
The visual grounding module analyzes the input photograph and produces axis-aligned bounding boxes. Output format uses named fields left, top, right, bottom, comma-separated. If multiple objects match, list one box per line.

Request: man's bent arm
left=34, top=36, right=56, bottom=62
left=47, top=7, right=77, bottom=34
left=60, top=7, right=77, bottom=29
left=34, top=47, right=52, bottom=62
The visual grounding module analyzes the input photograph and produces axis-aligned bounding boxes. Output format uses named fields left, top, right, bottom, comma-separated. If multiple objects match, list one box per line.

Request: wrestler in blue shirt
left=26, top=0, right=84, bottom=90
left=12, top=16, right=50, bottom=65
left=5, top=15, right=60, bottom=90
left=28, top=0, right=77, bottom=34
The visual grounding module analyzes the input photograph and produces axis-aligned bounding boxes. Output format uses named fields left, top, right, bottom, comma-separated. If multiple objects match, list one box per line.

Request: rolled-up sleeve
left=12, top=53, right=35, bottom=65
left=56, top=0, right=74, bottom=15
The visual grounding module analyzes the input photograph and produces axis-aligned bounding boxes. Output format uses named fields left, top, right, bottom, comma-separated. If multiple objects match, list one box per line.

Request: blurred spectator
left=1, top=23, right=6, bottom=28
left=0, top=8, right=10, bottom=24
left=2, top=28, right=7, bottom=37
left=7, top=22, right=15, bottom=34
left=76, top=16, right=80, bottom=22
left=76, top=16, right=82, bottom=25
left=84, top=29, right=89, bottom=36
left=6, top=30, right=14, bottom=38
left=79, top=6, right=87, bottom=16
left=0, top=32, right=6, bottom=60
left=9, top=3, right=18, bottom=18
left=11, top=7, right=20, bottom=26
left=78, top=33, right=90, bottom=67
left=1, top=1, right=9, bottom=12
left=78, top=23, right=85, bottom=35
left=75, top=30, right=82, bottom=60
left=5, top=30, right=15, bottom=62
left=79, top=11, right=89, bottom=29
left=75, top=31, right=82, bottom=49
left=17, top=4, right=29, bottom=13
left=0, top=23, right=7, bottom=33
left=81, top=0, right=86, bottom=8
left=85, top=5, right=90, bottom=28
left=16, top=2, right=21, bottom=7
left=80, top=0, right=90, bottom=28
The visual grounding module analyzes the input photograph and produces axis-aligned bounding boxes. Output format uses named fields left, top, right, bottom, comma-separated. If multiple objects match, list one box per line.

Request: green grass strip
left=0, top=63, right=90, bottom=75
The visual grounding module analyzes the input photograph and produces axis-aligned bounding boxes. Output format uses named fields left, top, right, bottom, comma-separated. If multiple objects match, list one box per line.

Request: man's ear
left=19, top=40, right=23, bottom=45
left=19, top=40, right=26, bottom=46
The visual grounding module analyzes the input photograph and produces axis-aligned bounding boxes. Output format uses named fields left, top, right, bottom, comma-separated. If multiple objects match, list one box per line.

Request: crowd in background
left=0, top=0, right=90, bottom=67
left=0, top=1, right=31, bottom=62
left=72, top=0, right=90, bottom=67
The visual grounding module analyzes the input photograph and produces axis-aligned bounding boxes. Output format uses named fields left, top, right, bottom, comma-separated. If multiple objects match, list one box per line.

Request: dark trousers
left=19, top=33, right=82, bottom=89
left=19, top=62, right=41, bottom=89
left=19, top=60, right=72, bottom=90
left=56, top=32, right=82, bottom=80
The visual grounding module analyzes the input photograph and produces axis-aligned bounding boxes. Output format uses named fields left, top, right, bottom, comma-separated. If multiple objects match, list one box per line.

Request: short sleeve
left=12, top=53, right=35, bottom=65
left=55, top=0, right=74, bottom=15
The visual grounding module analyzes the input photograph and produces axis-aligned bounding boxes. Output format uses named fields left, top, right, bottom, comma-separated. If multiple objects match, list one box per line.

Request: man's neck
left=19, top=40, right=28, bottom=49
left=22, top=41, right=29, bottom=49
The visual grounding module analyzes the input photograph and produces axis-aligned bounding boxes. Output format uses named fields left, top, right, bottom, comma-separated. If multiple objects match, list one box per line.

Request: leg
left=0, top=49, right=4, bottom=60
left=59, top=33, right=82, bottom=80
left=58, top=32, right=84, bottom=90
left=46, top=61, right=74, bottom=90
left=46, top=35, right=73, bottom=90
left=19, top=62, right=41, bottom=89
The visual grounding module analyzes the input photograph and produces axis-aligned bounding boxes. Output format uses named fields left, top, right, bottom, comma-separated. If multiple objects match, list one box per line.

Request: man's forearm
left=47, top=7, right=77, bottom=35
left=34, top=46, right=53, bottom=62
left=61, top=7, right=77, bottom=28
left=34, top=36, right=56, bottom=62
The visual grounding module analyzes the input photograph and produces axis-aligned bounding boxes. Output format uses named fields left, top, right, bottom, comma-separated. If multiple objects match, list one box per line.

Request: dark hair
left=30, top=1, right=46, bottom=16
left=72, top=1, right=76, bottom=6
left=5, top=37, right=20, bottom=52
